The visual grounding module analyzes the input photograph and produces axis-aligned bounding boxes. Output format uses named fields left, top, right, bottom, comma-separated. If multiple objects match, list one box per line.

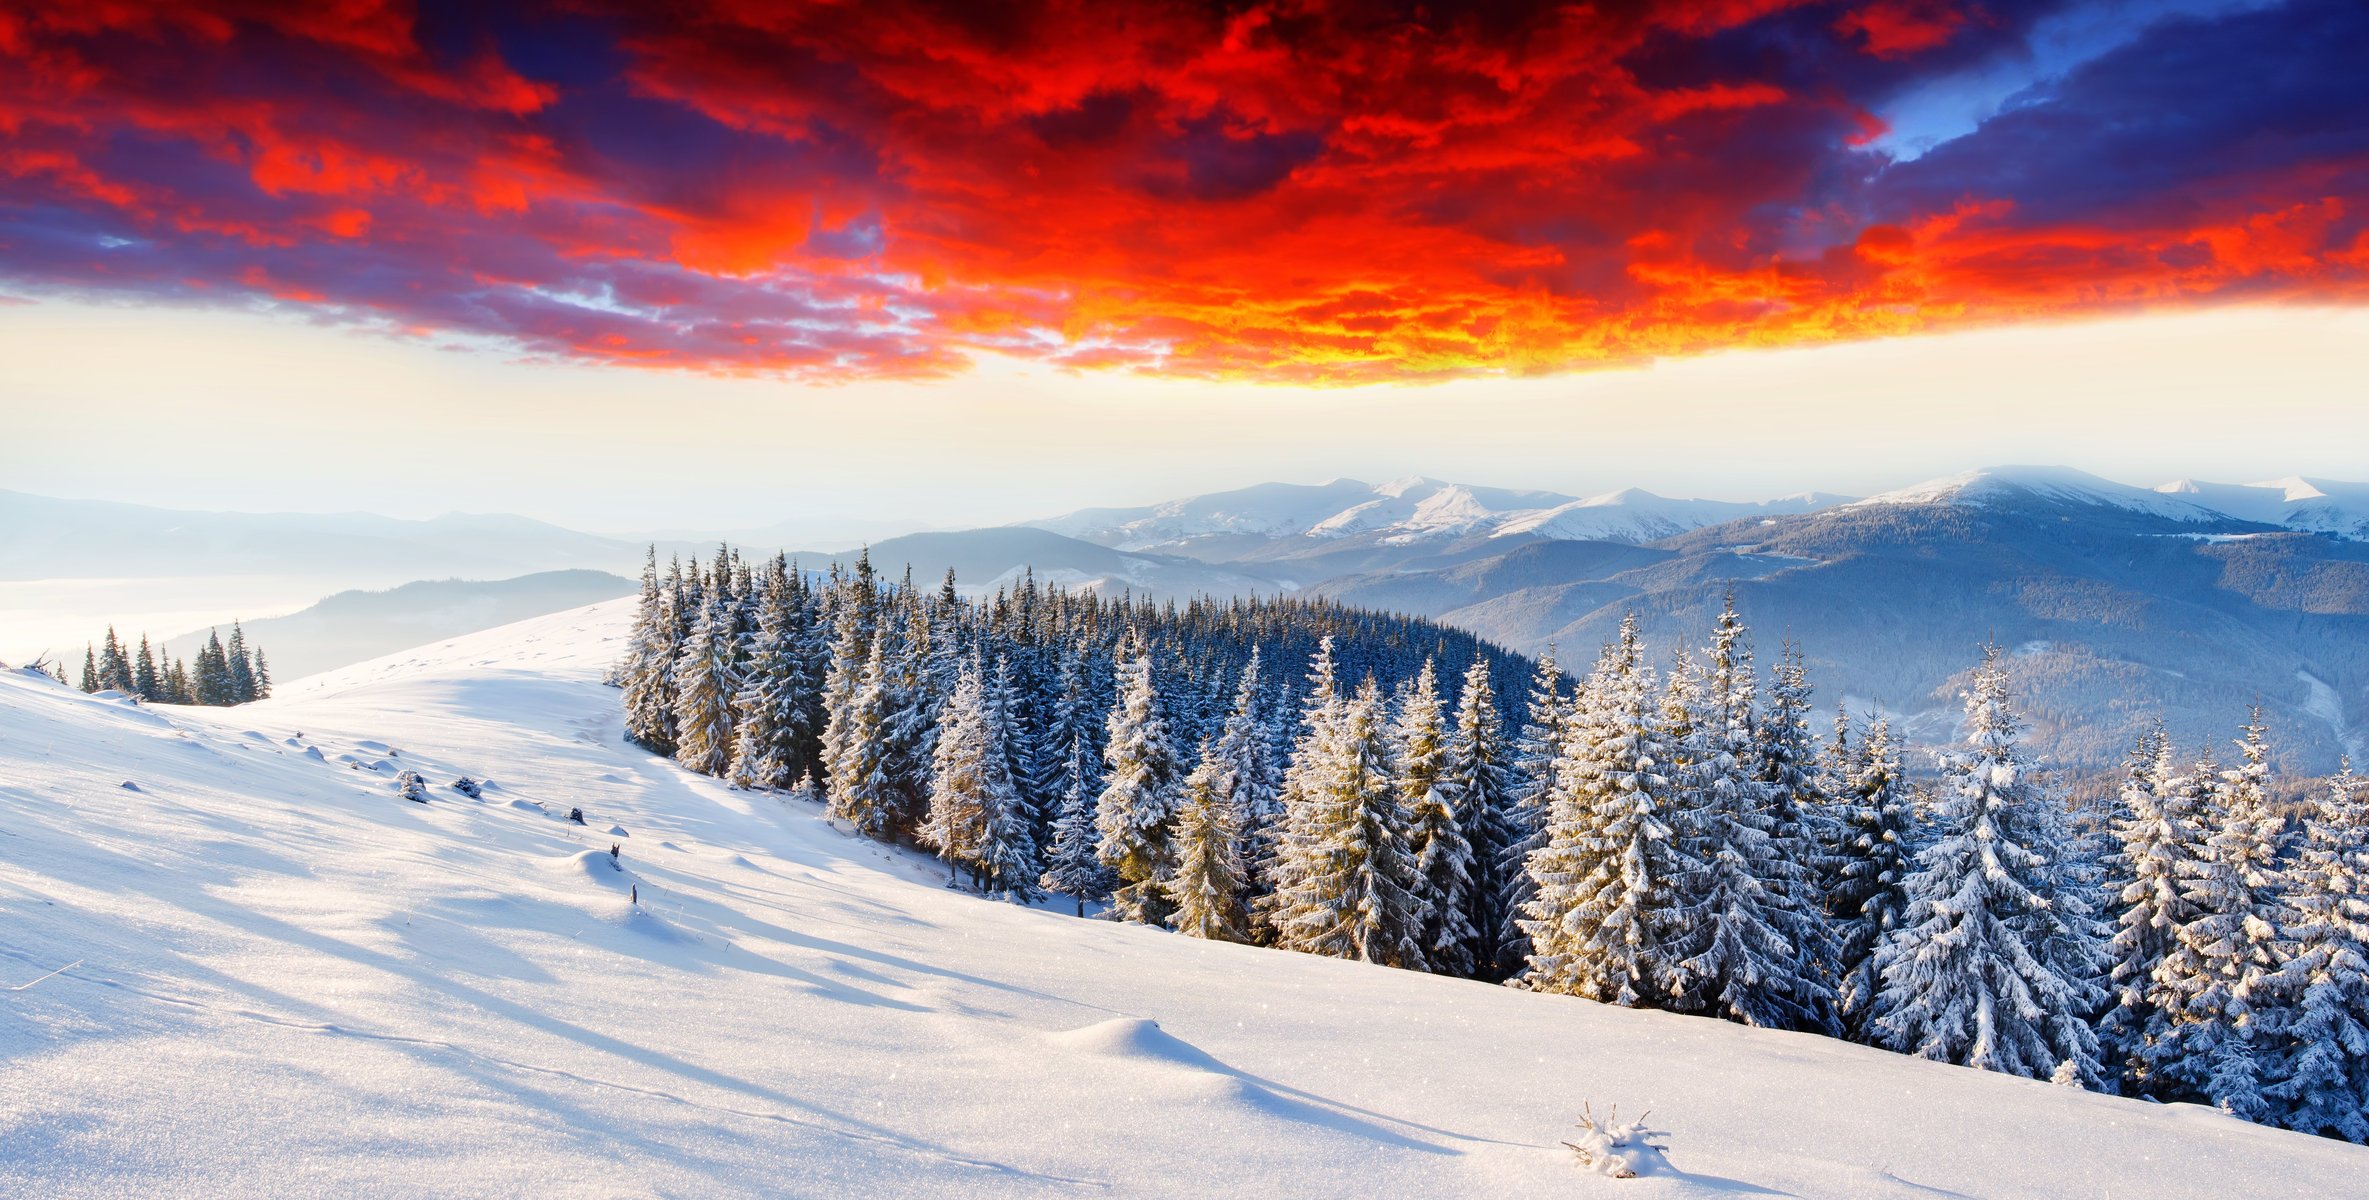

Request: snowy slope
left=4, top=602, right=2363, bottom=1198
left=1494, top=488, right=1846, bottom=542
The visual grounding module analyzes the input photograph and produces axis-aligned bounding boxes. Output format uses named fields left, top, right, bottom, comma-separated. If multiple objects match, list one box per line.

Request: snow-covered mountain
left=1848, top=465, right=2231, bottom=521
left=4, top=604, right=2358, bottom=1196
left=1024, top=477, right=1853, bottom=550
left=2156, top=476, right=2369, bottom=541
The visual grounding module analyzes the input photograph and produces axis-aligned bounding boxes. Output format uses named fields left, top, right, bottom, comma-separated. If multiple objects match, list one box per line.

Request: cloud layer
left=2, top=0, right=2363, bottom=382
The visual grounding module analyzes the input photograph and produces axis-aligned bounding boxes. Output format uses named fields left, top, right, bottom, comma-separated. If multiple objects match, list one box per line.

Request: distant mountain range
left=161, top=570, right=636, bottom=682
left=12, top=467, right=2368, bottom=772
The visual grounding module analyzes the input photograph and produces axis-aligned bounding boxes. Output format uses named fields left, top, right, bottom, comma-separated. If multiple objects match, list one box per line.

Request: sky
left=2, top=0, right=2366, bottom=531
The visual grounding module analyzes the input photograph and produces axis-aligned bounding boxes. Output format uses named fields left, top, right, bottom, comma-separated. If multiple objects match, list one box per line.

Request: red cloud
left=0, top=0, right=2362, bottom=383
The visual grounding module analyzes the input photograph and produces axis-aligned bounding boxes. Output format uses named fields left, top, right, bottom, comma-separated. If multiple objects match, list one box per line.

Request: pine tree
left=1039, top=737, right=1116, bottom=915
left=2155, top=710, right=2290, bottom=1118
left=921, top=658, right=1019, bottom=890
left=97, top=627, right=133, bottom=694
left=1273, top=676, right=1427, bottom=968
left=819, top=551, right=881, bottom=800
left=1498, top=649, right=1565, bottom=975
left=2099, top=723, right=2198, bottom=1091
left=620, top=549, right=680, bottom=753
left=1096, top=643, right=1183, bottom=925
left=671, top=596, right=737, bottom=777
left=225, top=622, right=256, bottom=703
left=1872, top=645, right=2103, bottom=1084
left=1210, top=648, right=1283, bottom=915
left=727, top=568, right=805, bottom=790
left=250, top=648, right=272, bottom=699
left=1754, top=639, right=1842, bottom=1034
left=1521, top=618, right=1688, bottom=1004
left=1168, top=744, right=1251, bottom=942
left=1829, top=714, right=1915, bottom=1041
left=1262, top=636, right=1345, bottom=937
left=1442, top=658, right=1516, bottom=979
left=2263, top=763, right=2369, bottom=1141
left=80, top=645, right=98, bottom=693
left=1663, top=643, right=1805, bottom=1029
left=132, top=635, right=160, bottom=702
left=825, top=638, right=899, bottom=839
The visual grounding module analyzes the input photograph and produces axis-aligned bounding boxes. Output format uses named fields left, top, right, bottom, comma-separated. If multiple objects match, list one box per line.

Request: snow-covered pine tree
left=97, top=627, right=132, bottom=694
left=2155, top=710, right=2291, bottom=1118
left=1497, top=648, right=1566, bottom=977
left=1407, top=779, right=1479, bottom=977
left=825, top=638, right=899, bottom=839
left=1754, top=638, right=1842, bottom=1034
left=922, top=657, right=1001, bottom=885
left=1871, top=645, right=2103, bottom=1085
left=2098, top=722, right=2197, bottom=1092
left=977, top=655, right=1044, bottom=901
left=250, top=648, right=271, bottom=700
left=1273, top=676, right=1428, bottom=968
left=2263, top=762, right=2369, bottom=1142
left=1663, top=641, right=1805, bottom=1029
left=1096, top=641, right=1183, bottom=925
left=1210, top=647, right=1283, bottom=916
left=225, top=622, right=256, bottom=704
left=1168, top=743, right=1251, bottom=942
left=620, top=549, right=679, bottom=753
left=79, top=645, right=97, bottom=694
left=1829, top=713, right=1915, bottom=1041
left=1442, top=658, right=1517, bottom=979
left=1039, top=736, right=1116, bottom=915
left=1261, top=636, right=1346, bottom=937
left=727, top=569, right=805, bottom=790
left=133, top=635, right=160, bottom=702
left=818, top=552, right=880, bottom=803
left=1521, top=617, right=1686, bottom=1005
left=671, top=596, right=737, bottom=777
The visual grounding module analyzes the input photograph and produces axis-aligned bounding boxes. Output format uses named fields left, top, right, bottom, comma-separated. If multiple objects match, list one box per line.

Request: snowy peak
left=1025, top=478, right=1850, bottom=549
left=2155, top=476, right=2369, bottom=540
left=1851, top=466, right=2228, bottom=522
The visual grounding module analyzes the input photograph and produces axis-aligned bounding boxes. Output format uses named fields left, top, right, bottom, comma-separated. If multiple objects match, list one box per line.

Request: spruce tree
left=825, top=638, right=899, bottom=839
left=2156, top=711, right=2291, bottom=1118
left=1096, top=643, right=1183, bottom=925
left=1664, top=642, right=1807, bottom=1029
left=1441, top=658, right=1516, bottom=979
left=1830, top=713, right=1915, bottom=1041
left=1039, top=737, right=1116, bottom=915
left=922, top=659, right=1006, bottom=887
left=1754, top=639, right=1842, bottom=1034
left=1498, top=649, right=1565, bottom=976
left=1872, top=645, right=2103, bottom=1084
left=1210, top=648, right=1283, bottom=915
left=133, top=635, right=160, bottom=702
left=1168, top=744, right=1251, bottom=942
left=671, top=596, right=737, bottom=777
left=80, top=645, right=98, bottom=693
left=2263, top=763, right=2369, bottom=1141
left=250, top=648, right=271, bottom=699
left=1521, top=617, right=1687, bottom=1005
left=620, top=549, right=680, bottom=753
left=1273, top=676, right=1427, bottom=968
left=727, top=569, right=805, bottom=790
left=2099, top=723, right=2198, bottom=1092
left=225, top=622, right=256, bottom=703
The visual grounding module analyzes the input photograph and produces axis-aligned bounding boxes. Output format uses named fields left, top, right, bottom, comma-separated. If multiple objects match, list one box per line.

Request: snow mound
left=1050, top=1016, right=1224, bottom=1069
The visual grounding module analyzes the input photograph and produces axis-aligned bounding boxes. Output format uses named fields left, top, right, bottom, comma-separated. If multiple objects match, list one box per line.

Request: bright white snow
left=4, top=600, right=2362, bottom=1197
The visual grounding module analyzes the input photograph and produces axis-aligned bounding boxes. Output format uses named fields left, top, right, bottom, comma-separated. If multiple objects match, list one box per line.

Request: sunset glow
left=5, top=0, right=2362, bottom=383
